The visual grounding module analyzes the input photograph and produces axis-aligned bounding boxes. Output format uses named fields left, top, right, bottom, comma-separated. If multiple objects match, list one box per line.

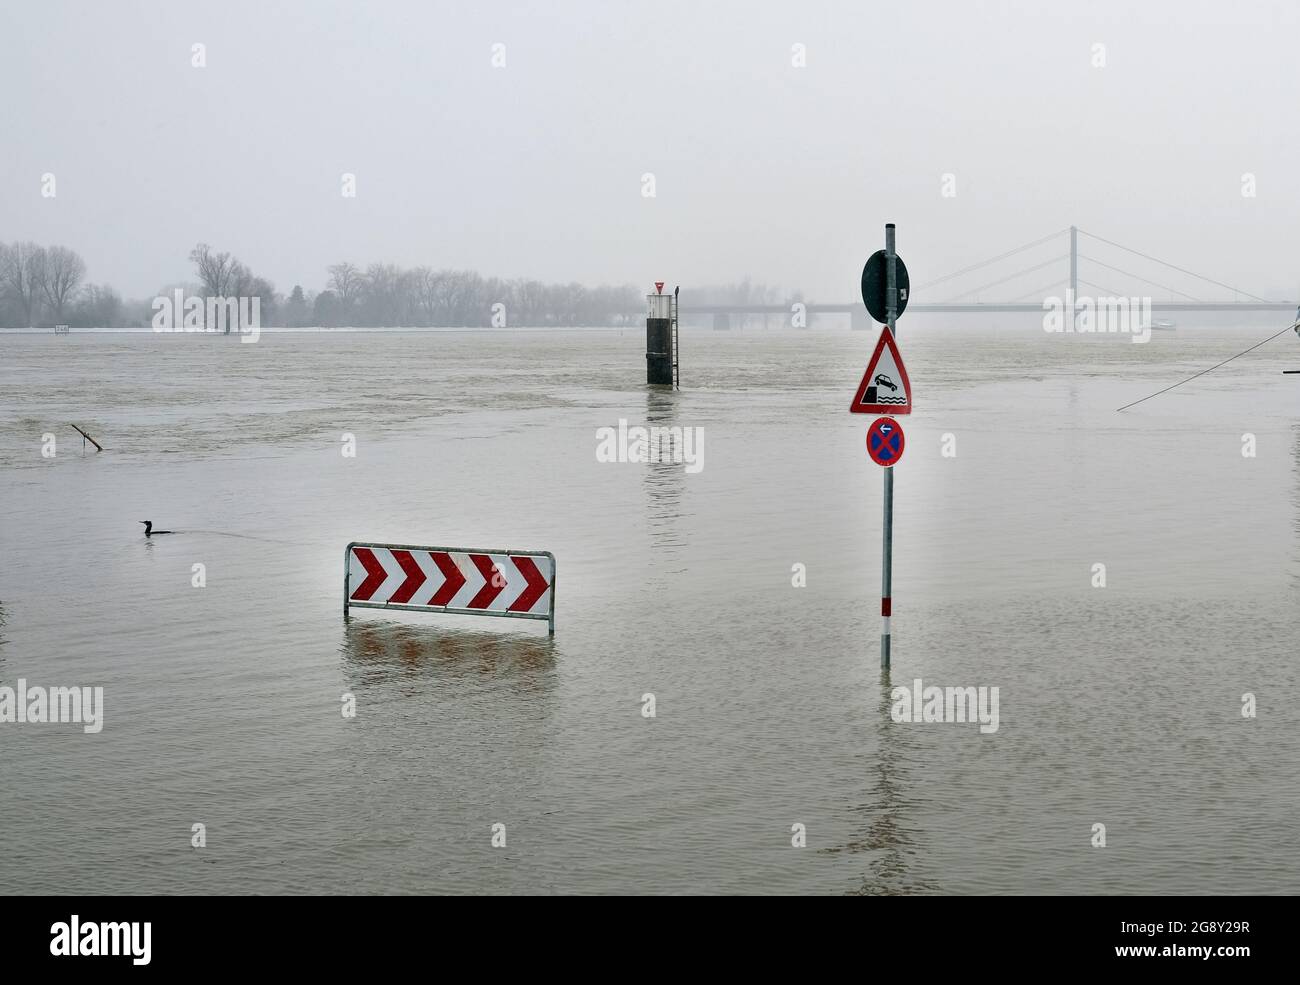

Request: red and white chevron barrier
left=344, top=542, right=555, bottom=633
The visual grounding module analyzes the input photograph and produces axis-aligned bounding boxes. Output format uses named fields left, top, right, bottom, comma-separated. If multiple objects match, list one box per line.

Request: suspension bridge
left=689, top=226, right=1298, bottom=328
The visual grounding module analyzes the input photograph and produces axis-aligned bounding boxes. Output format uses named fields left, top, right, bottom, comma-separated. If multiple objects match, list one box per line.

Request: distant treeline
left=0, top=240, right=801, bottom=328
left=0, top=242, right=121, bottom=328
left=302, top=261, right=642, bottom=328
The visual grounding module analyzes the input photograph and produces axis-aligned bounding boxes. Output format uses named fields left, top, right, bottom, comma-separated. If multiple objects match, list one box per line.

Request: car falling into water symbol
left=874, top=374, right=898, bottom=392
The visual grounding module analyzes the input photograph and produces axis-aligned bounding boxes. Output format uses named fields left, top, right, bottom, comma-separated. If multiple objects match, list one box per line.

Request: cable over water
left=1116, top=321, right=1299, bottom=412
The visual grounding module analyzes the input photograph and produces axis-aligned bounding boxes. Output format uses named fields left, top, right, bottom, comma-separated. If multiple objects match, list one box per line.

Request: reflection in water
left=643, top=388, right=688, bottom=566
left=821, top=669, right=938, bottom=895
left=340, top=618, right=556, bottom=698
left=1293, top=425, right=1300, bottom=591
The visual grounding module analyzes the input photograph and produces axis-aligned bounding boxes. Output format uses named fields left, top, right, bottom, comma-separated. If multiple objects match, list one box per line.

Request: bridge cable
left=914, top=229, right=1070, bottom=291
left=1008, top=281, right=1068, bottom=304
left=1077, top=254, right=1203, bottom=302
left=1076, top=277, right=1123, bottom=298
left=1077, top=228, right=1276, bottom=303
left=1009, top=275, right=1159, bottom=307
left=1116, top=322, right=1299, bottom=412
left=938, top=255, right=1070, bottom=304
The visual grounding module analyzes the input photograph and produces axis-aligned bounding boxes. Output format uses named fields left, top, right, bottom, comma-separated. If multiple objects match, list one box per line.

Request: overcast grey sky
left=3, top=0, right=1298, bottom=300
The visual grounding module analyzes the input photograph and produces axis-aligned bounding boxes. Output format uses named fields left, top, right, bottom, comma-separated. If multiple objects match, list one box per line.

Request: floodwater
left=2, top=324, right=1299, bottom=895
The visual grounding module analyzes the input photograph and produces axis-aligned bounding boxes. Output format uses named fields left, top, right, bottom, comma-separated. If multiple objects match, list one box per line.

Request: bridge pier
left=712, top=312, right=731, bottom=331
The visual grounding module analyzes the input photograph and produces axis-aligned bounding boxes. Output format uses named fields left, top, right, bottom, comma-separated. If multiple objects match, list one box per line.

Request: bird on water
left=139, top=521, right=174, bottom=537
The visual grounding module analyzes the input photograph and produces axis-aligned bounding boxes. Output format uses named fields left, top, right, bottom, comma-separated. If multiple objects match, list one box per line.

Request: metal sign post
left=853, top=223, right=910, bottom=667
left=882, top=223, right=897, bottom=668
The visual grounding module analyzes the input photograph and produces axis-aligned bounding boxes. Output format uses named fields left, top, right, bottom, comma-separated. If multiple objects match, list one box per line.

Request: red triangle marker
left=654, top=281, right=664, bottom=294
left=850, top=326, right=912, bottom=415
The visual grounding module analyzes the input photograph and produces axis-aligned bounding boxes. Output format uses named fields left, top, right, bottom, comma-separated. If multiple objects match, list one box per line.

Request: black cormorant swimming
left=139, top=520, right=174, bottom=537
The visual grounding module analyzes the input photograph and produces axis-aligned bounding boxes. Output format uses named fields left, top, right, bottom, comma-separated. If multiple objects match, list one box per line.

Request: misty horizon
left=4, top=0, right=1299, bottom=304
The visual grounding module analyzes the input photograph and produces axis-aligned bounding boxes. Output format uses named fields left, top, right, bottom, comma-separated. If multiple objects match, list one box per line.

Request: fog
left=2, top=0, right=1298, bottom=302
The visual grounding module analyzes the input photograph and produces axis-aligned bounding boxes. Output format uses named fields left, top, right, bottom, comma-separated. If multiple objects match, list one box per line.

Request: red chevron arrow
left=508, top=555, right=548, bottom=612
left=466, top=553, right=505, bottom=609
left=388, top=549, right=427, bottom=604
left=427, top=551, right=465, bottom=607
left=350, top=547, right=387, bottom=601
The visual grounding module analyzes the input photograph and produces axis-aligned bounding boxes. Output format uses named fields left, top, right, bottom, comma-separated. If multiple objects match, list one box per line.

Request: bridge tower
left=1070, top=225, right=1078, bottom=318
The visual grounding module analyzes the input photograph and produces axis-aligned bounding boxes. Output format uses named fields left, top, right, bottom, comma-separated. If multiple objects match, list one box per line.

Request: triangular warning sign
left=850, top=326, right=911, bottom=414
left=655, top=282, right=665, bottom=294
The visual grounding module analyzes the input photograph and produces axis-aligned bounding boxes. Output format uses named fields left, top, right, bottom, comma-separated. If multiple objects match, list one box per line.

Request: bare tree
left=35, top=245, right=86, bottom=323
left=189, top=243, right=236, bottom=298
left=362, top=263, right=404, bottom=326
left=327, top=262, right=363, bottom=316
left=188, top=245, right=276, bottom=332
left=516, top=279, right=546, bottom=326
left=449, top=270, right=484, bottom=325
left=431, top=269, right=459, bottom=325
left=0, top=241, right=44, bottom=326
left=75, top=283, right=122, bottom=327
left=410, top=266, right=437, bottom=325
left=227, top=260, right=252, bottom=297
left=246, top=275, right=276, bottom=325
left=225, top=261, right=276, bottom=331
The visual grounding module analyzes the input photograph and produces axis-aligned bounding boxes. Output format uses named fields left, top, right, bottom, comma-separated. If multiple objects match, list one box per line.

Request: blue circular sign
left=866, top=417, right=905, bottom=467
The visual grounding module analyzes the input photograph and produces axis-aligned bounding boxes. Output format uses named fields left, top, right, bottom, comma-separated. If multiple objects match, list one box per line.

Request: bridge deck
left=684, top=303, right=1297, bottom=315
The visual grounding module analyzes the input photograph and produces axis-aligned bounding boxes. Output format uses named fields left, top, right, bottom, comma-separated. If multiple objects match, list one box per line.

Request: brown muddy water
left=1, top=325, right=1298, bottom=894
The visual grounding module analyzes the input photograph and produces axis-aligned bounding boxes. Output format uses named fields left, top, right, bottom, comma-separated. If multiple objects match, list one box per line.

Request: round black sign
left=861, top=250, right=910, bottom=323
